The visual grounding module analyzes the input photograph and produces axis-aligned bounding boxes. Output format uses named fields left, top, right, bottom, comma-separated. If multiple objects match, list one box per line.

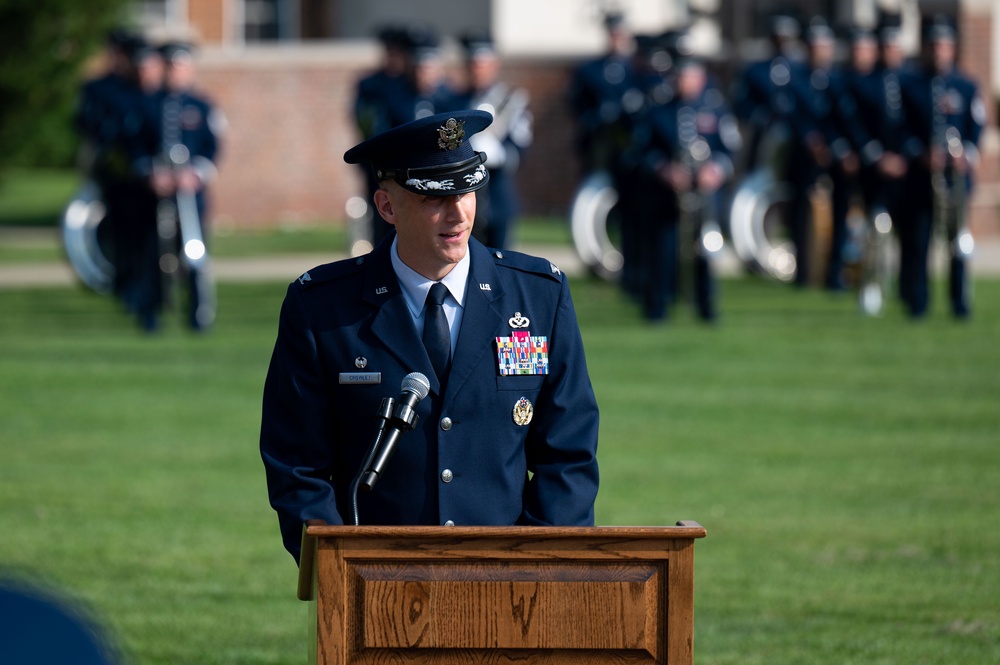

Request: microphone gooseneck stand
left=348, top=397, right=395, bottom=527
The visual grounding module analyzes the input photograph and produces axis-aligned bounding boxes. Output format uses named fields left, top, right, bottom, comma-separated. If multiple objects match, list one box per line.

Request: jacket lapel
left=361, top=241, right=440, bottom=392
left=445, top=240, right=505, bottom=400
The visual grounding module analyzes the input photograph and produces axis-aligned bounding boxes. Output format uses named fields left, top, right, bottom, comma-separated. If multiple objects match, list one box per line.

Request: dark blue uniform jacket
left=260, top=236, right=600, bottom=561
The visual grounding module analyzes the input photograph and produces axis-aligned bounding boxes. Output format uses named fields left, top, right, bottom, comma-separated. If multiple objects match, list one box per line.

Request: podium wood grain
left=299, top=524, right=706, bottom=664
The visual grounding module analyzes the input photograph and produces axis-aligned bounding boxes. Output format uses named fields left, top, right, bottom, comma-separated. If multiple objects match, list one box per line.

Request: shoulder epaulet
left=292, top=255, right=366, bottom=289
left=489, top=248, right=564, bottom=283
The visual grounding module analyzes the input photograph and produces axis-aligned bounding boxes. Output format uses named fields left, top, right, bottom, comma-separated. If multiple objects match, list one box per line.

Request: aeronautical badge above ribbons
left=495, top=330, right=549, bottom=376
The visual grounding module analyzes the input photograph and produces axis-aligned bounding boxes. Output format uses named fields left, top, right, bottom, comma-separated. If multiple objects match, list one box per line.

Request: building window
left=243, top=0, right=288, bottom=42
left=134, top=0, right=184, bottom=28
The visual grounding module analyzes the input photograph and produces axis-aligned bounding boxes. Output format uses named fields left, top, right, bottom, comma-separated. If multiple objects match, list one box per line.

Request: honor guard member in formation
left=260, top=110, right=600, bottom=563
left=74, top=32, right=151, bottom=307
left=353, top=26, right=412, bottom=245
left=898, top=16, right=984, bottom=319
left=786, top=21, right=857, bottom=289
left=731, top=15, right=805, bottom=171
left=634, top=53, right=739, bottom=322
left=352, top=26, right=456, bottom=245
left=454, top=31, right=533, bottom=251
left=613, top=31, right=681, bottom=299
left=130, top=42, right=223, bottom=332
left=567, top=12, right=639, bottom=173
left=839, top=19, right=910, bottom=295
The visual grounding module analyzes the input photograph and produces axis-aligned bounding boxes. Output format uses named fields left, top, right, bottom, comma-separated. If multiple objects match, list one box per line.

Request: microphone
left=360, top=372, right=431, bottom=492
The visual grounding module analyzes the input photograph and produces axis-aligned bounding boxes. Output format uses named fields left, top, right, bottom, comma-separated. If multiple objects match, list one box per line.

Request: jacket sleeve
left=520, top=275, right=600, bottom=526
left=260, top=284, right=345, bottom=564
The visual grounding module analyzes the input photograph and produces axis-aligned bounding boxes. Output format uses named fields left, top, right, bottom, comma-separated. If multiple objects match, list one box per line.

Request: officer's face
left=881, top=42, right=904, bottom=70
left=374, top=181, right=476, bottom=281
left=468, top=55, right=499, bottom=91
left=166, top=59, right=196, bottom=92
left=677, top=65, right=706, bottom=100
left=852, top=40, right=878, bottom=73
left=931, top=39, right=955, bottom=73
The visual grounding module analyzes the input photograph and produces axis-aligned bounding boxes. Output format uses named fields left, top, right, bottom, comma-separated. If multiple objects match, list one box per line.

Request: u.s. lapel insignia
left=355, top=357, right=367, bottom=369
left=509, top=312, right=530, bottom=328
left=437, top=118, right=465, bottom=151
left=513, top=397, right=533, bottom=426
left=298, top=271, right=312, bottom=285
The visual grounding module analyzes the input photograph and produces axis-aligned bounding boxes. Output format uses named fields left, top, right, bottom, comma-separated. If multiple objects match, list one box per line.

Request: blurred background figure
left=785, top=19, right=853, bottom=289
left=354, top=25, right=410, bottom=142
left=839, top=16, right=909, bottom=311
left=614, top=30, right=681, bottom=299
left=351, top=25, right=455, bottom=246
left=898, top=15, right=984, bottom=319
left=731, top=14, right=803, bottom=173
left=636, top=53, right=739, bottom=322
left=397, top=26, right=455, bottom=123
left=455, top=30, right=533, bottom=251
left=73, top=31, right=145, bottom=306
left=353, top=25, right=412, bottom=245
left=119, top=40, right=167, bottom=314
left=567, top=11, right=638, bottom=175
left=130, top=41, right=223, bottom=332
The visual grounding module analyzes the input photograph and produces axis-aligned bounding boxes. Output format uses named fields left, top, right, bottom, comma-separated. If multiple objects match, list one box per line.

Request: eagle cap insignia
left=437, top=118, right=465, bottom=151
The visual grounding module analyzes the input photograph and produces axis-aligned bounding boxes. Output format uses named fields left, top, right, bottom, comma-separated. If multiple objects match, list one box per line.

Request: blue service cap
left=345, top=110, right=493, bottom=196
left=460, top=30, right=496, bottom=59
left=770, top=15, right=800, bottom=39
left=160, top=42, right=195, bottom=63
left=923, top=15, right=956, bottom=43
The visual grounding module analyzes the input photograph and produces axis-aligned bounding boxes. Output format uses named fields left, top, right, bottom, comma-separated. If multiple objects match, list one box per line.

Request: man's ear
left=373, top=187, right=396, bottom=226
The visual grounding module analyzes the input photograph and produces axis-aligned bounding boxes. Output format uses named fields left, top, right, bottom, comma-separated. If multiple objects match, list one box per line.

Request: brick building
left=137, top=0, right=998, bottom=237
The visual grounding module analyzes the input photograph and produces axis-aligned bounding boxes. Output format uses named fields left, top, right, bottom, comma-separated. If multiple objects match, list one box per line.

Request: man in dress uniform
left=454, top=31, right=533, bottom=250
left=260, top=110, right=600, bottom=563
left=130, top=42, right=223, bottom=331
left=635, top=55, right=739, bottom=322
left=899, top=17, right=985, bottom=319
left=785, top=21, right=856, bottom=288
left=353, top=26, right=411, bottom=245
left=358, top=26, right=456, bottom=245
left=840, top=21, right=910, bottom=295
left=567, top=12, right=639, bottom=173
left=731, top=15, right=804, bottom=171
left=74, top=31, right=144, bottom=304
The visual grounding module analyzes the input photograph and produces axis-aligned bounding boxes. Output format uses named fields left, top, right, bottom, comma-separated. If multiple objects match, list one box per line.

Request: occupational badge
left=508, top=312, right=530, bottom=328
left=437, top=118, right=465, bottom=151
left=495, top=331, right=549, bottom=376
left=355, top=357, right=367, bottom=369
left=513, top=397, right=533, bottom=426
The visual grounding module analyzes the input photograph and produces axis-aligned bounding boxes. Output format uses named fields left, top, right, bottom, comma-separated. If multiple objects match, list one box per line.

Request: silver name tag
left=339, top=372, right=381, bottom=385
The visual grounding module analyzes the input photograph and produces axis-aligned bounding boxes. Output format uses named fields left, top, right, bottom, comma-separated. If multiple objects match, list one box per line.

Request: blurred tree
left=0, top=0, right=131, bottom=173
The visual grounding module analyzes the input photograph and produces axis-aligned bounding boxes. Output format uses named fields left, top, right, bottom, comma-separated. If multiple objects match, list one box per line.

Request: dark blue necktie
left=423, top=283, right=451, bottom=381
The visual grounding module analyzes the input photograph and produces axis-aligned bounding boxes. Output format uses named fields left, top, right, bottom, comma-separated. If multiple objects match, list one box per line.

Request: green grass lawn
left=0, top=169, right=81, bottom=227
left=1, top=274, right=998, bottom=664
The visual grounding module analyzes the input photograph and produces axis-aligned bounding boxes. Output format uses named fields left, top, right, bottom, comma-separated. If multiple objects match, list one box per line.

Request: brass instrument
left=933, top=126, right=974, bottom=261
left=727, top=124, right=797, bottom=282
left=475, top=83, right=530, bottom=147
left=156, top=143, right=216, bottom=328
left=857, top=206, right=894, bottom=316
left=569, top=170, right=624, bottom=281
left=60, top=180, right=115, bottom=294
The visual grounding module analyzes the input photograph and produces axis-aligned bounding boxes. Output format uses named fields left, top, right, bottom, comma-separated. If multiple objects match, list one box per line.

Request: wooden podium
left=297, top=522, right=707, bottom=664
